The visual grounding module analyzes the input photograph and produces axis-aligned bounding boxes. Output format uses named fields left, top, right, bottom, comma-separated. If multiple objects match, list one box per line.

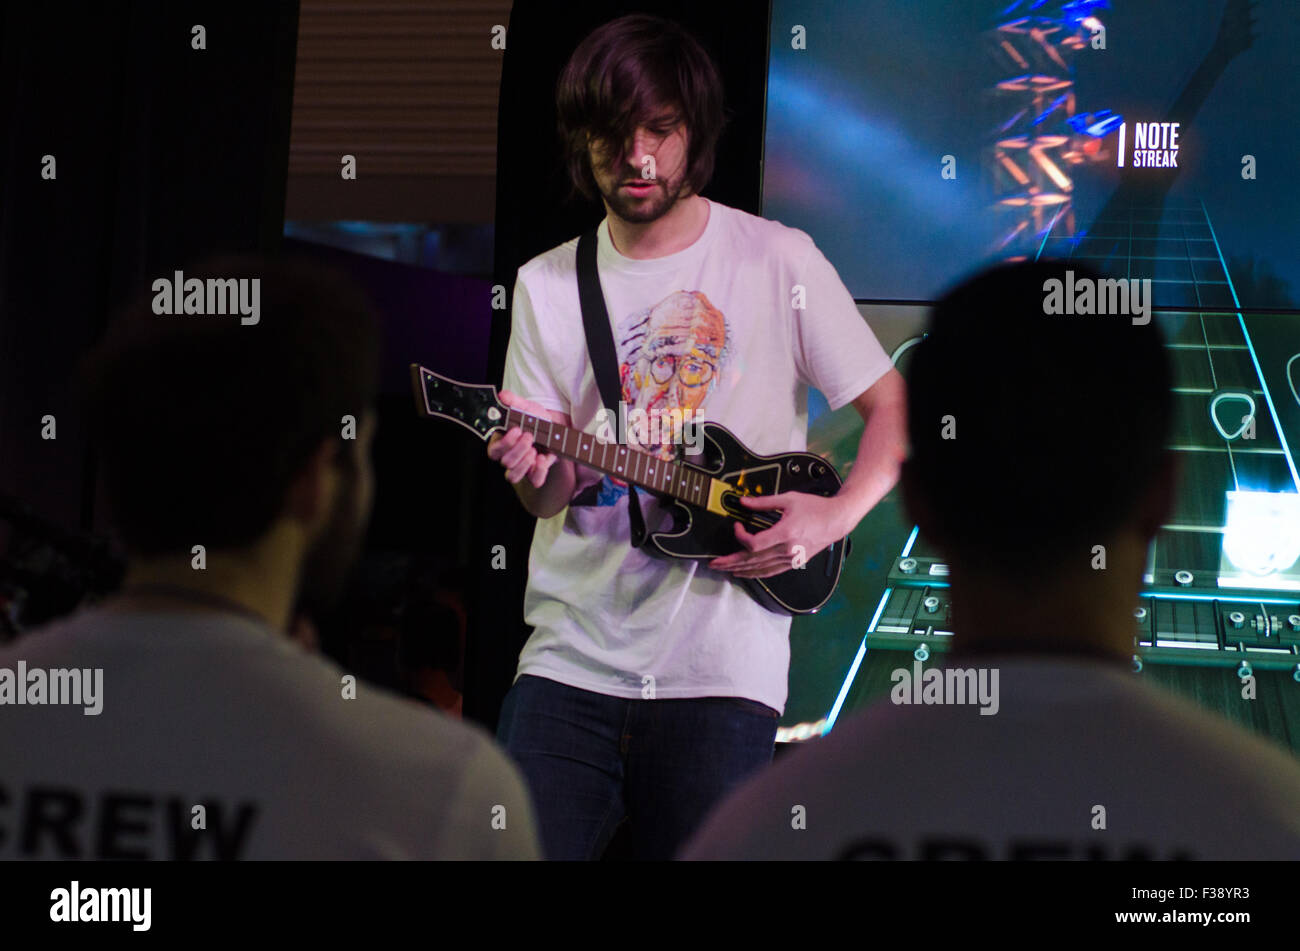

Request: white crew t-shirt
left=0, top=607, right=540, bottom=859
left=680, top=657, right=1300, bottom=860
left=502, top=198, right=892, bottom=714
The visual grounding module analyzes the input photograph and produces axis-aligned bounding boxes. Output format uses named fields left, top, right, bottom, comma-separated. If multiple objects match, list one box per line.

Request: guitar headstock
left=410, top=364, right=506, bottom=441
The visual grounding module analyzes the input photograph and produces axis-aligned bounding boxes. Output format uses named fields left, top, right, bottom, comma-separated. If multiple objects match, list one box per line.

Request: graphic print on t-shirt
left=575, top=289, right=732, bottom=508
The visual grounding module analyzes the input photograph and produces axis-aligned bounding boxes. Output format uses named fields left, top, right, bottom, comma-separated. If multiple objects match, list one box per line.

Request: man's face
left=296, top=412, right=376, bottom=617
left=587, top=108, right=692, bottom=223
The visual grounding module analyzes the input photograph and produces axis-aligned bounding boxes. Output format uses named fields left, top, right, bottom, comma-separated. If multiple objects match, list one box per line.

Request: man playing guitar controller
left=487, top=13, right=906, bottom=860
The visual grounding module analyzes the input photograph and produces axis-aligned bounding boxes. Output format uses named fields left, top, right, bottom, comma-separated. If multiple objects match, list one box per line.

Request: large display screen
left=764, top=0, right=1300, bottom=732
left=763, top=0, right=1299, bottom=311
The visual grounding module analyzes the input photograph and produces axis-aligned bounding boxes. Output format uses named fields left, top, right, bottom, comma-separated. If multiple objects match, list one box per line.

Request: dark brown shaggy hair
left=80, top=255, right=380, bottom=556
left=555, top=14, right=727, bottom=203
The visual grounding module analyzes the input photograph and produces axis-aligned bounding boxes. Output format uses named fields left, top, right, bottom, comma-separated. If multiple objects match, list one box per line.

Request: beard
left=599, top=171, right=689, bottom=224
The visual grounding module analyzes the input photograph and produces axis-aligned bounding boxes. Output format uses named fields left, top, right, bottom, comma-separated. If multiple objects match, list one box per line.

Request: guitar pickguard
left=721, top=462, right=782, bottom=497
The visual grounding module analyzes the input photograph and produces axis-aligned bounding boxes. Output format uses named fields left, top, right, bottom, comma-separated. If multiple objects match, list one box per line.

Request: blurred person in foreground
left=682, top=260, right=1300, bottom=860
left=0, top=256, right=538, bottom=859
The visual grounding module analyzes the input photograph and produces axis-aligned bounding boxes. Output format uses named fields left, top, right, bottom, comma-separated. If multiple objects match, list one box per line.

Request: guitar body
left=647, top=422, right=848, bottom=615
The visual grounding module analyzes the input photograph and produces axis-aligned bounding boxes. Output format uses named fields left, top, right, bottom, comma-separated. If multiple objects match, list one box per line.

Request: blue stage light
left=1067, top=109, right=1123, bottom=137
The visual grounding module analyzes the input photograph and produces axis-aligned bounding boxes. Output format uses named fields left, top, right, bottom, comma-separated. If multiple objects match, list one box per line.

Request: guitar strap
left=576, top=226, right=649, bottom=549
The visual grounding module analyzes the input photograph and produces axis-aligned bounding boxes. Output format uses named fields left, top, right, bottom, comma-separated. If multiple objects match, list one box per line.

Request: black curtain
left=469, top=0, right=772, bottom=730
left=0, top=1, right=299, bottom=535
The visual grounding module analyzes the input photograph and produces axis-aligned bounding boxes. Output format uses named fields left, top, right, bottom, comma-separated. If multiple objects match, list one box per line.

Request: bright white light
left=1222, top=490, right=1300, bottom=577
left=775, top=718, right=828, bottom=744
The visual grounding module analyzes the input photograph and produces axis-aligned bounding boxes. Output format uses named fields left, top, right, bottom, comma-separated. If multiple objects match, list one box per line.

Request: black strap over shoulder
left=576, top=226, right=648, bottom=548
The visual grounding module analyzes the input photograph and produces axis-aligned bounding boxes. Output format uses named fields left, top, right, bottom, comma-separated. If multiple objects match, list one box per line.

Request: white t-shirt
left=502, top=198, right=891, bottom=714
left=0, top=607, right=540, bottom=859
left=681, top=657, right=1300, bottom=859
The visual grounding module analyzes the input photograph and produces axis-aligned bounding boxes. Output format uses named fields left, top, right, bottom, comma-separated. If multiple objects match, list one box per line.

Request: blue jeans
left=497, top=674, right=778, bottom=860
